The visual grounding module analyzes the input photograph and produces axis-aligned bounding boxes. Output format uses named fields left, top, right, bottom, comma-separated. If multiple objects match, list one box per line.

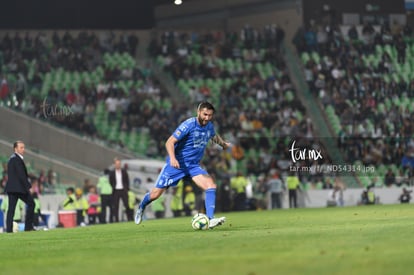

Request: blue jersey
left=167, top=117, right=215, bottom=168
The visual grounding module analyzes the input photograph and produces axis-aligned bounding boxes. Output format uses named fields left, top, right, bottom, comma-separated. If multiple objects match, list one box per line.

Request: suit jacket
left=109, top=169, right=129, bottom=191
left=5, top=153, right=31, bottom=194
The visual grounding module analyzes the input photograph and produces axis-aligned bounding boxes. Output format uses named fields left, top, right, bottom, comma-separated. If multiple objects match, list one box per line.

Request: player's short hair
left=197, top=101, right=215, bottom=113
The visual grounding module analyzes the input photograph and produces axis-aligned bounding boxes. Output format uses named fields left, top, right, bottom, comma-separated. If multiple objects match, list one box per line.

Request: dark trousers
left=6, top=192, right=35, bottom=232
left=271, top=192, right=283, bottom=209
left=234, top=192, right=247, bottom=211
left=112, top=189, right=132, bottom=222
left=289, top=189, right=297, bottom=208
left=100, top=194, right=113, bottom=223
left=88, top=214, right=99, bottom=225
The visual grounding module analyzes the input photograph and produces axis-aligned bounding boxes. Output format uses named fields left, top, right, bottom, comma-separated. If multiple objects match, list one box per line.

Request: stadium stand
left=296, top=21, right=414, bottom=188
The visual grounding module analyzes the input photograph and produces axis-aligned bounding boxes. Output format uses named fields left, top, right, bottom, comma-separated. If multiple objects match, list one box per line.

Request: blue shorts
left=154, top=164, right=208, bottom=188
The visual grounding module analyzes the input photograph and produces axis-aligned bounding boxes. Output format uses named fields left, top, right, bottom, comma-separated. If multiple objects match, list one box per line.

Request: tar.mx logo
left=40, top=98, right=74, bottom=118
left=289, top=140, right=323, bottom=163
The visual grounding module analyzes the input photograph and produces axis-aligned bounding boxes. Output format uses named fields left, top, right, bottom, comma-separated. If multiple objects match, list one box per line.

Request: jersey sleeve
left=172, top=119, right=192, bottom=141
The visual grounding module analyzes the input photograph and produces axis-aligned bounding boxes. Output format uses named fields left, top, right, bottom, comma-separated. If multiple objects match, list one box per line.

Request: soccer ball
left=191, top=213, right=209, bottom=230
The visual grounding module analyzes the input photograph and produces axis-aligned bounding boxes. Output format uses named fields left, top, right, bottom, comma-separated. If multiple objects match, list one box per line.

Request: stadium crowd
left=295, top=21, right=414, bottom=187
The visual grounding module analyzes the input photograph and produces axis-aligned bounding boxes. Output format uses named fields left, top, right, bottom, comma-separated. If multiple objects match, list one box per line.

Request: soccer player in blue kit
left=135, top=101, right=230, bottom=228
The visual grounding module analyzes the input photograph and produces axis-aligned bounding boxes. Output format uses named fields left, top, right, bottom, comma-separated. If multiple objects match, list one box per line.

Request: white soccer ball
left=191, top=213, right=209, bottom=230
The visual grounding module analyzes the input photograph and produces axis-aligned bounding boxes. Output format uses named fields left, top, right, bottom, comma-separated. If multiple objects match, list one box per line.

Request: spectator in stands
left=82, top=178, right=93, bottom=194
left=347, top=25, right=359, bottom=41
left=15, top=73, right=27, bottom=109
left=47, top=169, right=56, bottom=187
left=30, top=178, right=42, bottom=199
left=0, top=75, right=10, bottom=102
left=105, top=91, right=119, bottom=123
left=231, top=142, right=245, bottom=172
left=384, top=168, right=396, bottom=187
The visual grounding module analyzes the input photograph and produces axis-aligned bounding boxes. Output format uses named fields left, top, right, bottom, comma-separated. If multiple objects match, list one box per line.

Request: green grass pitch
left=1, top=204, right=414, bottom=275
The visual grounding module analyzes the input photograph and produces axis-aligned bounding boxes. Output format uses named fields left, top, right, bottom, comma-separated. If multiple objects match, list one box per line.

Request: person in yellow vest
left=170, top=181, right=184, bottom=217
left=96, top=169, right=113, bottom=223
left=74, top=188, right=89, bottom=226
left=30, top=187, right=48, bottom=228
left=1, top=196, right=24, bottom=223
left=151, top=195, right=165, bottom=219
left=230, top=171, right=248, bottom=211
left=127, top=190, right=137, bottom=221
left=183, top=185, right=196, bottom=216
left=286, top=171, right=301, bottom=208
left=62, top=187, right=76, bottom=210
left=366, top=186, right=376, bottom=205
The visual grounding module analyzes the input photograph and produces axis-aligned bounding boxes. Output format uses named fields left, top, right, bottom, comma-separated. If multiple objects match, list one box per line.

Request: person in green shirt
left=151, top=195, right=165, bottom=219
left=170, top=181, right=184, bottom=217
left=230, top=172, right=248, bottom=211
left=62, top=187, right=76, bottom=210
left=183, top=185, right=196, bottom=216
left=97, top=169, right=113, bottom=223
left=74, top=188, right=89, bottom=226
left=1, top=196, right=24, bottom=222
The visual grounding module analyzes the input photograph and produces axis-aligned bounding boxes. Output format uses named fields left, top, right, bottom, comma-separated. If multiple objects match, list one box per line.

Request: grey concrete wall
left=0, top=107, right=134, bottom=172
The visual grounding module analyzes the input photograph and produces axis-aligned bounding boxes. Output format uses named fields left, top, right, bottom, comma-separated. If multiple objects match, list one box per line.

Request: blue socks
left=205, top=188, right=216, bottom=219
left=140, top=188, right=216, bottom=219
left=139, top=192, right=151, bottom=211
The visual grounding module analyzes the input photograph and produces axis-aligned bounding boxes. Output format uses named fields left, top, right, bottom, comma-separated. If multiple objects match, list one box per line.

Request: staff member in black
left=109, top=157, right=132, bottom=222
left=4, top=141, right=35, bottom=232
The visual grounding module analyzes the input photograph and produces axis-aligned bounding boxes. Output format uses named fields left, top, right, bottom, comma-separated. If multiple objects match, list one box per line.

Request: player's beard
left=197, top=116, right=208, bottom=126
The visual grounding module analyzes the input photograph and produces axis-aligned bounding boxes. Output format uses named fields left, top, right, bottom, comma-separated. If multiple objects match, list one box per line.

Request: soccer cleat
left=209, top=217, right=226, bottom=229
left=135, top=208, right=144, bottom=225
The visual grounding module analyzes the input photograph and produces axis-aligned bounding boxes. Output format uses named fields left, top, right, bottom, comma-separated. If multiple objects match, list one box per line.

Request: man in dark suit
left=109, top=157, right=132, bottom=222
left=4, top=141, right=35, bottom=232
